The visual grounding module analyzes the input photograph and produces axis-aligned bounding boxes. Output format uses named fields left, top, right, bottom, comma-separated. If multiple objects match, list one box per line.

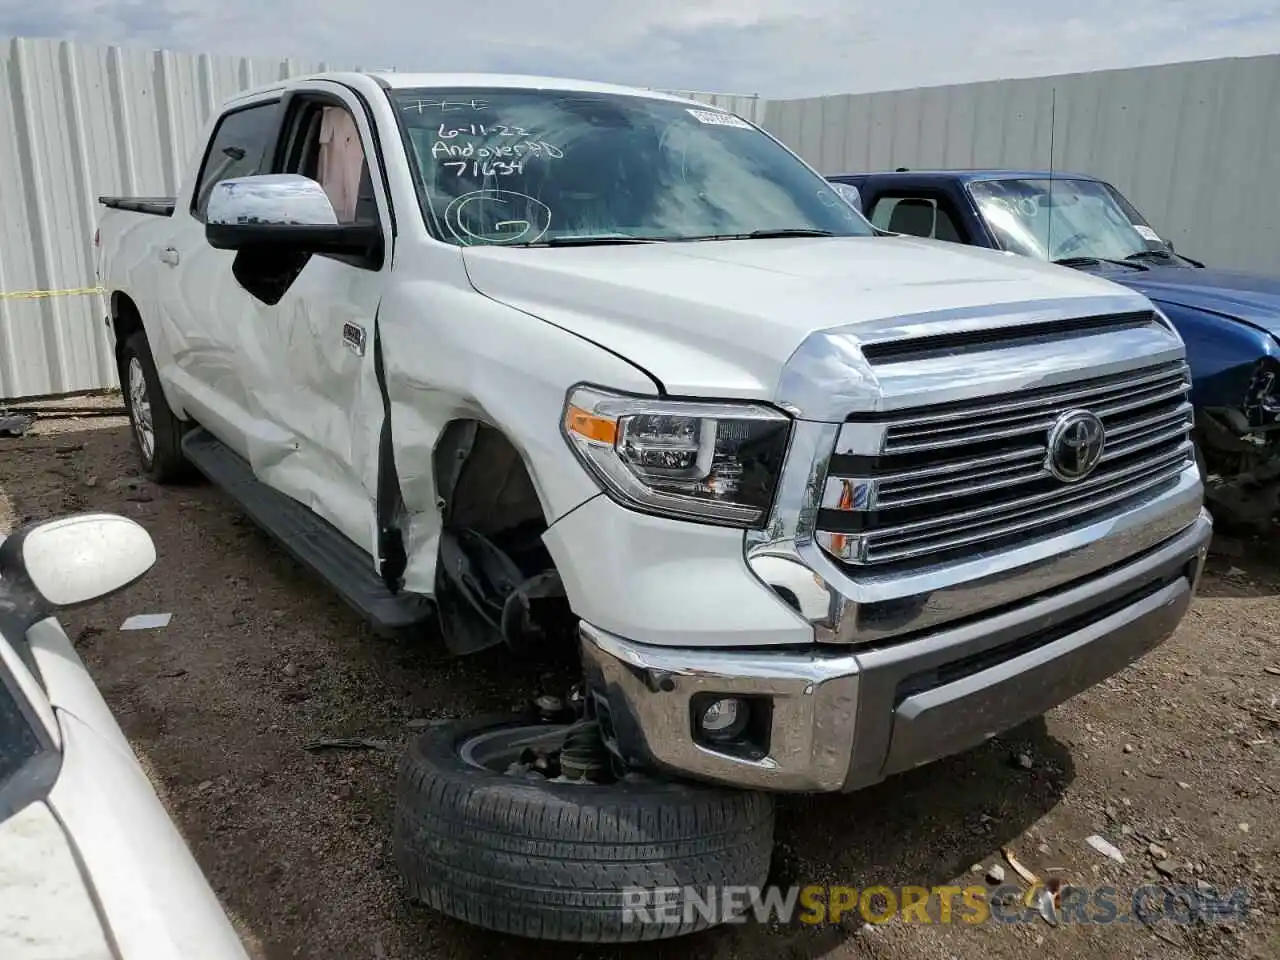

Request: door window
left=280, top=102, right=374, bottom=224
left=192, top=102, right=280, bottom=220
left=869, top=195, right=964, bottom=242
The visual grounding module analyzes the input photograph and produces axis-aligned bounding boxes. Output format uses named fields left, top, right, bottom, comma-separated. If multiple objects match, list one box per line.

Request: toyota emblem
left=1047, top=410, right=1106, bottom=482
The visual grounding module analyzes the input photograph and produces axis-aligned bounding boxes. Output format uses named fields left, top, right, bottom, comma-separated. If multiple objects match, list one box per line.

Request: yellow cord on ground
left=0, top=286, right=105, bottom=301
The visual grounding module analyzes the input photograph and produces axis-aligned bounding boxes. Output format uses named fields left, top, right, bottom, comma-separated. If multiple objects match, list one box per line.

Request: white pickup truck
left=96, top=71, right=1212, bottom=942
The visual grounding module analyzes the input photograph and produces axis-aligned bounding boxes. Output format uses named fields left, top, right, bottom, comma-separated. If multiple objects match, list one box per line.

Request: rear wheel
left=121, top=331, right=192, bottom=484
left=393, top=714, right=776, bottom=942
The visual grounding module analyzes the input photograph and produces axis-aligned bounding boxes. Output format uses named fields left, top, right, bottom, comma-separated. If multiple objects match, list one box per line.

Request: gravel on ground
left=1, top=396, right=1275, bottom=960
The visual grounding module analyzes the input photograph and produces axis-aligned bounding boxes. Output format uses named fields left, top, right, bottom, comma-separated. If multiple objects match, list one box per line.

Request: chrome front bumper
left=580, top=509, right=1211, bottom=793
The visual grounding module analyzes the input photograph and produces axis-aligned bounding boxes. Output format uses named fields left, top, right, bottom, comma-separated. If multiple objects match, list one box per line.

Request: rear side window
left=192, top=102, right=280, bottom=220
left=869, top=195, right=964, bottom=242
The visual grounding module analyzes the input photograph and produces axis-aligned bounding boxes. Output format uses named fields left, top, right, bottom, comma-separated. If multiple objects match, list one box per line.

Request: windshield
left=389, top=88, right=872, bottom=246
left=968, top=178, right=1154, bottom=262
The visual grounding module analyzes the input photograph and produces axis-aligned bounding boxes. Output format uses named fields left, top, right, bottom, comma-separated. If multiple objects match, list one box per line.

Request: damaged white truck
left=96, top=72, right=1212, bottom=942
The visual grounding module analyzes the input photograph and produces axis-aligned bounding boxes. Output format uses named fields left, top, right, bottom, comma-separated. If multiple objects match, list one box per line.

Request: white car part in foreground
left=0, top=514, right=249, bottom=960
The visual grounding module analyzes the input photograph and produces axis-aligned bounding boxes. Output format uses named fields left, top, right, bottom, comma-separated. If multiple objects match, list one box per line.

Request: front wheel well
left=433, top=420, right=549, bottom=538
left=431, top=421, right=574, bottom=657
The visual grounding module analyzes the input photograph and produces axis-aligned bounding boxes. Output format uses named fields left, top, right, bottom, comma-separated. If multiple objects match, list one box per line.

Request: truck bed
left=98, top=196, right=176, bottom=217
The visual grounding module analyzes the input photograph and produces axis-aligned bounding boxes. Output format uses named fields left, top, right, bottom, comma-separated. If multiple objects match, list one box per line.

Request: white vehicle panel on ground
left=27, top=617, right=138, bottom=761
left=1, top=516, right=249, bottom=960
left=48, top=710, right=250, bottom=960
left=0, top=802, right=114, bottom=960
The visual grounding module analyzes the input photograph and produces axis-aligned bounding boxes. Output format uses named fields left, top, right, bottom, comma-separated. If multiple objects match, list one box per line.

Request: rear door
left=153, top=96, right=285, bottom=459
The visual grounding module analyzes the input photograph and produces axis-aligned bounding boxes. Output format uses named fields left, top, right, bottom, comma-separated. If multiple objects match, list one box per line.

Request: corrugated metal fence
left=763, top=54, right=1280, bottom=279
left=3, top=37, right=1276, bottom=399
left=0, top=36, right=756, bottom=400
left=0, top=38, right=350, bottom=399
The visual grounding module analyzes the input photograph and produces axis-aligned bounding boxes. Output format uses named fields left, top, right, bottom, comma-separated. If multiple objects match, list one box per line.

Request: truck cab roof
left=831, top=169, right=1103, bottom=184
left=223, top=71, right=707, bottom=108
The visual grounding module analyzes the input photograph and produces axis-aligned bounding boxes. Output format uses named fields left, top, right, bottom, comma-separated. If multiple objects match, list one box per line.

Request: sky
left=2, top=0, right=1280, bottom=98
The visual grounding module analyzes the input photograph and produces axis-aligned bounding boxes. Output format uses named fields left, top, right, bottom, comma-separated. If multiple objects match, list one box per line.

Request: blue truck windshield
left=968, top=178, right=1153, bottom=263
left=390, top=88, right=872, bottom=246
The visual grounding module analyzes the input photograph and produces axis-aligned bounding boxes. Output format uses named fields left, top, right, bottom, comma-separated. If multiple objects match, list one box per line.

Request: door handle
left=159, top=247, right=180, bottom=266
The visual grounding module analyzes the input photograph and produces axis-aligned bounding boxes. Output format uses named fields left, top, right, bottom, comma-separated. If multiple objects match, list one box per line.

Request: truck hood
left=1117, top=265, right=1280, bottom=338
left=461, top=236, right=1146, bottom=399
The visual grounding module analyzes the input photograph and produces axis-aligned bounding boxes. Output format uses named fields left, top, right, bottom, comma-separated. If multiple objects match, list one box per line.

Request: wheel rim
left=457, top=721, right=613, bottom=782
left=458, top=724, right=572, bottom=772
left=127, top=357, right=155, bottom=463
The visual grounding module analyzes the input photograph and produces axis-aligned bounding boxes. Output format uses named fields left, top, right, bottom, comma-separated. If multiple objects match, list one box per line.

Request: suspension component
left=559, top=722, right=609, bottom=782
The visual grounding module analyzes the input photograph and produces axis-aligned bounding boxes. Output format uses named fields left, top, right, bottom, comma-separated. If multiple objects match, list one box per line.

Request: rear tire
left=392, top=714, right=776, bottom=942
left=121, top=330, right=193, bottom=484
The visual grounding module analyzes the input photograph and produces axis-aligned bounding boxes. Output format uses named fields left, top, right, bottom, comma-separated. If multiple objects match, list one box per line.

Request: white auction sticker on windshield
left=1134, top=225, right=1162, bottom=242
left=687, top=108, right=753, bottom=129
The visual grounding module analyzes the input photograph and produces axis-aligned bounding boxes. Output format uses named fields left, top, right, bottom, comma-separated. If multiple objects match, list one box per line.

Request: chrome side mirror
left=204, top=174, right=382, bottom=265
left=0, top=513, right=156, bottom=609
left=207, top=173, right=341, bottom=228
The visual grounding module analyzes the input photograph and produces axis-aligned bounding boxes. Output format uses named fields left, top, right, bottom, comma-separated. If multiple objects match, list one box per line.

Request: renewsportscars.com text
left=620, top=883, right=1251, bottom=926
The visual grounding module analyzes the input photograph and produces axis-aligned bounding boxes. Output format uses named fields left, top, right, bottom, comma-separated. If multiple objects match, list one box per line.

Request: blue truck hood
left=1112, top=265, right=1280, bottom=338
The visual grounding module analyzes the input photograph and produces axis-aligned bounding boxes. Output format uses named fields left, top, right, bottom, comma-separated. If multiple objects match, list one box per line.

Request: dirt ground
left=0, top=396, right=1276, bottom=960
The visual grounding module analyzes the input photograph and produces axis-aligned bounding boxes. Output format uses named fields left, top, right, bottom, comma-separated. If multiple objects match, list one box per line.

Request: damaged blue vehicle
left=830, top=169, right=1280, bottom=531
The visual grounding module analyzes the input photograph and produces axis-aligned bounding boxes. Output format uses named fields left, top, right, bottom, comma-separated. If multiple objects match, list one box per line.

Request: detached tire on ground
left=393, top=715, right=776, bottom=942
left=120, top=330, right=192, bottom=484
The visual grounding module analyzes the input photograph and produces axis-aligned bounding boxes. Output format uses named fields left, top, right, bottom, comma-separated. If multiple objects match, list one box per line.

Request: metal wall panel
left=0, top=36, right=747, bottom=399
left=763, top=54, right=1280, bottom=279
left=0, top=37, right=344, bottom=399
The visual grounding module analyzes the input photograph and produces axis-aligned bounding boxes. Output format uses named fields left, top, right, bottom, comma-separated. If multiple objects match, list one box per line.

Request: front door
left=233, top=84, right=393, bottom=557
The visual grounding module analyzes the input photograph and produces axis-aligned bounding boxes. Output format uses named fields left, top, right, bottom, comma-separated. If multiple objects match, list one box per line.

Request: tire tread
left=392, top=716, right=775, bottom=943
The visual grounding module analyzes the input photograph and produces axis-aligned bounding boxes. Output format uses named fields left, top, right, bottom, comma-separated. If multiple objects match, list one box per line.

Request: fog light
left=699, top=697, right=749, bottom=741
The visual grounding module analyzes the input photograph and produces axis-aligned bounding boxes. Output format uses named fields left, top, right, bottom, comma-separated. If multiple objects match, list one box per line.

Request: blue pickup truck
left=830, top=169, right=1280, bottom=531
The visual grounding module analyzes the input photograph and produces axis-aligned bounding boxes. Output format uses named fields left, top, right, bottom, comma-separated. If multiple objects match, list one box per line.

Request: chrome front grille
left=816, top=361, right=1195, bottom=567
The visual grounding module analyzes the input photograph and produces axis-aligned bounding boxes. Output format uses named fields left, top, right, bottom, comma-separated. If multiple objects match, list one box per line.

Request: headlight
left=561, top=384, right=792, bottom=528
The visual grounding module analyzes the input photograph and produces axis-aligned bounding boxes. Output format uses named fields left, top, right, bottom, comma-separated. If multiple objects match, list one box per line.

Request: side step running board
left=181, top=428, right=434, bottom=636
